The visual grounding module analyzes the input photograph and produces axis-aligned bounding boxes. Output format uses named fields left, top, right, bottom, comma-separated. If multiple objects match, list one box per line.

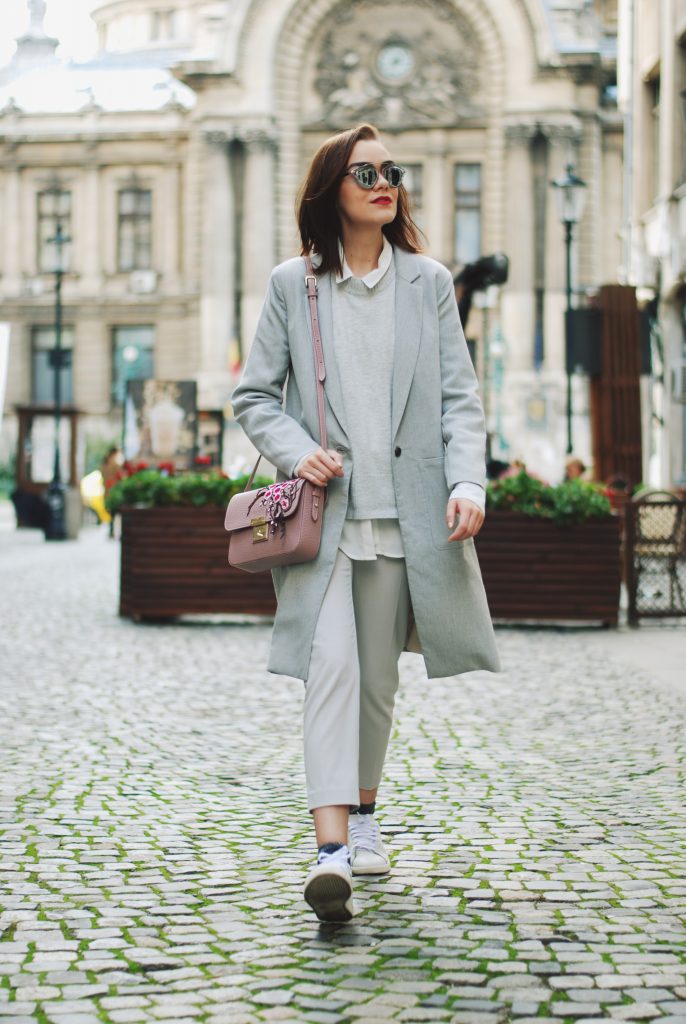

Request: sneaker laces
left=348, top=813, right=380, bottom=852
left=316, top=844, right=351, bottom=867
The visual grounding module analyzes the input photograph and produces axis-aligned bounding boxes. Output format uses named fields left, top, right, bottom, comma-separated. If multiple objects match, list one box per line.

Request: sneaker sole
left=351, top=860, right=390, bottom=876
left=304, top=872, right=354, bottom=922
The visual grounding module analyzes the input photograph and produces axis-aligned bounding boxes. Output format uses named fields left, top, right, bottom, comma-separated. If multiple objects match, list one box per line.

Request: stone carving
left=203, top=127, right=276, bottom=149
left=504, top=121, right=582, bottom=146
left=306, top=0, right=484, bottom=130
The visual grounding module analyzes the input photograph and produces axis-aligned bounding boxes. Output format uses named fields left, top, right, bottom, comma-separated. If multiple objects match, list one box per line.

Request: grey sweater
left=331, top=254, right=398, bottom=519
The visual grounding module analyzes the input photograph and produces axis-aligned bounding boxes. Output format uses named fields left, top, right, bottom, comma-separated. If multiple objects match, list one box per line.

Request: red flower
left=194, top=455, right=212, bottom=466
left=158, top=460, right=175, bottom=475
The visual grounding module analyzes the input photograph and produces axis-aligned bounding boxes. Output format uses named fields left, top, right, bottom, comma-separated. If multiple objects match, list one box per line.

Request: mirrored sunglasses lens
left=385, top=165, right=405, bottom=186
left=355, top=165, right=378, bottom=188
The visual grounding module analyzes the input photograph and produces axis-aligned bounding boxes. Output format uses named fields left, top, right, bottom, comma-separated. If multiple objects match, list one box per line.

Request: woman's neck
left=340, top=227, right=385, bottom=278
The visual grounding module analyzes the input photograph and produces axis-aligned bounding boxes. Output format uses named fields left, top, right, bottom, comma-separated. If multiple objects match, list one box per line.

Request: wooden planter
left=119, top=506, right=276, bottom=620
left=119, top=506, right=621, bottom=627
left=475, top=511, right=621, bottom=625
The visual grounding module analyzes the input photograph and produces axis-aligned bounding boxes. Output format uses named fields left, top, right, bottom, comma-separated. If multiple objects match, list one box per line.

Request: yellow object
left=80, top=469, right=112, bottom=523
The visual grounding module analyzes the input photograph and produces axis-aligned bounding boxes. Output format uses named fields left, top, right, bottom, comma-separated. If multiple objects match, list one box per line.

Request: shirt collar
left=335, top=236, right=393, bottom=288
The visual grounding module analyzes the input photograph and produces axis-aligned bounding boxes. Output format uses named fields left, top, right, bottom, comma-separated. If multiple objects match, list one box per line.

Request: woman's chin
left=351, top=209, right=397, bottom=229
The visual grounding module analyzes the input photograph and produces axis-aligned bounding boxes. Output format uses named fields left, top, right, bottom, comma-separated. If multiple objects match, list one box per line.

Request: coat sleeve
left=436, top=265, right=488, bottom=491
left=231, top=269, right=321, bottom=478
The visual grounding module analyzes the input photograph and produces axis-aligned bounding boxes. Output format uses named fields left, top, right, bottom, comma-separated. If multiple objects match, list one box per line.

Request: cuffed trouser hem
left=307, top=788, right=361, bottom=814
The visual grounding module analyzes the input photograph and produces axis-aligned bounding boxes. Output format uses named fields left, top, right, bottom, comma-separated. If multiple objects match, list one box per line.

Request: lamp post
left=550, top=163, right=587, bottom=455
left=44, top=219, right=71, bottom=540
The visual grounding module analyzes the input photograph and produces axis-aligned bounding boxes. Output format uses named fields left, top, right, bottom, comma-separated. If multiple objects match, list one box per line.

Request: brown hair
left=296, top=123, right=425, bottom=277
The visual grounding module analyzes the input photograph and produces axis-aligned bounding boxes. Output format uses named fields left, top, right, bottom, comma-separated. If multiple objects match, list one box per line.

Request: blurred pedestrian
left=100, top=446, right=123, bottom=491
left=232, top=123, right=500, bottom=923
left=564, top=457, right=586, bottom=480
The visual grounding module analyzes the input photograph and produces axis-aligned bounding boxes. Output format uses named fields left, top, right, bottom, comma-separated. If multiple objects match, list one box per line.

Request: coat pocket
left=418, top=456, right=455, bottom=550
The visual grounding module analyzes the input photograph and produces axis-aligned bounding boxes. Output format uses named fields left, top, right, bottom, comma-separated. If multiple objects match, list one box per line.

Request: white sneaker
left=303, top=845, right=355, bottom=922
left=348, top=812, right=391, bottom=875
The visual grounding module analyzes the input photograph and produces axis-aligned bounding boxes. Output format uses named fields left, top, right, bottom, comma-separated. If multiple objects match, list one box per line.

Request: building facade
left=0, top=0, right=622, bottom=481
left=620, top=0, right=686, bottom=487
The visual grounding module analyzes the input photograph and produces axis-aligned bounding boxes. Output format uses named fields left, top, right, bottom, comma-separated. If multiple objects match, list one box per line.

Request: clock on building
left=375, top=42, right=415, bottom=83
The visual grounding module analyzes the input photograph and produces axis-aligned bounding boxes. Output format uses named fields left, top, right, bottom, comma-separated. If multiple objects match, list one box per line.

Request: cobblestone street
left=1, top=520, right=685, bottom=1024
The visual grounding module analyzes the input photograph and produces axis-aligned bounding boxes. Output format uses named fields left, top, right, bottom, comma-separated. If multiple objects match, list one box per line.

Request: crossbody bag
left=223, top=256, right=327, bottom=573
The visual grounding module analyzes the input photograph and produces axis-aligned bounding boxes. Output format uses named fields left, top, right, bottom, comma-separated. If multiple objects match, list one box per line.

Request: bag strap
left=243, top=255, right=327, bottom=492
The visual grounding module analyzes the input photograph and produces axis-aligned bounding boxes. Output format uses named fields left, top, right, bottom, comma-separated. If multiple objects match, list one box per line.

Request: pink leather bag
left=224, top=256, right=328, bottom=574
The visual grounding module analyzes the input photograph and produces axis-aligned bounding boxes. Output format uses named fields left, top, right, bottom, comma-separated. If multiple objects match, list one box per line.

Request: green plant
left=104, top=469, right=274, bottom=514
left=486, top=470, right=612, bottom=525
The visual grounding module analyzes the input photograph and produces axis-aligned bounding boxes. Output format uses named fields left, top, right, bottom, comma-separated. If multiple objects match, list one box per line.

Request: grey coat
left=231, top=246, right=501, bottom=680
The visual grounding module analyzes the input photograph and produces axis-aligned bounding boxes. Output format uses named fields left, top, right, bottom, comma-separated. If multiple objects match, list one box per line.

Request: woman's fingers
left=447, top=498, right=484, bottom=541
left=297, top=448, right=344, bottom=484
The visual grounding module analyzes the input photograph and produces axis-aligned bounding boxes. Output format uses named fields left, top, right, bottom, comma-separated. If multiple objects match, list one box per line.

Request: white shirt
left=296, top=239, right=485, bottom=560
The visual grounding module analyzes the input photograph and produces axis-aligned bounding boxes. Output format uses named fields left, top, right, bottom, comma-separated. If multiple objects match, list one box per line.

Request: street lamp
left=44, top=218, right=72, bottom=541
left=550, top=162, right=587, bottom=455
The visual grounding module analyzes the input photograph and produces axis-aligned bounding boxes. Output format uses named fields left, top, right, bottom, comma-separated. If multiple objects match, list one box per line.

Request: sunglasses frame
left=344, top=161, right=406, bottom=189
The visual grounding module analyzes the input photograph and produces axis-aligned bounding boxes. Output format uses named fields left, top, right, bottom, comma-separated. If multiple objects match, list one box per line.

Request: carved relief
left=304, top=0, right=484, bottom=130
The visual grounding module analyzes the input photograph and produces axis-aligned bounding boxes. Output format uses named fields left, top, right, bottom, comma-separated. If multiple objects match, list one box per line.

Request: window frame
left=36, top=189, right=72, bottom=274
left=111, top=325, right=155, bottom=408
left=31, top=325, right=75, bottom=404
left=117, top=187, right=153, bottom=273
left=453, top=163, right=482, bottom=267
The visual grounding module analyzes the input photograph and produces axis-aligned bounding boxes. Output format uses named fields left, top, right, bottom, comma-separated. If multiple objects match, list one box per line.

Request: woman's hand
left=296, top=448, right=345, bottom=486
left=446, top=497, right=484, bottom=541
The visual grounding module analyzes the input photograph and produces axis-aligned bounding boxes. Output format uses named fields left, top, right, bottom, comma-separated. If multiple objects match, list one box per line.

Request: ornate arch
left=268, top=0, right=510, bottom=260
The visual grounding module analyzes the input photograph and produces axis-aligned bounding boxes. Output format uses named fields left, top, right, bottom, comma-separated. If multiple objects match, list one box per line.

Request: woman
left=231, top=123, right=500, bottom=923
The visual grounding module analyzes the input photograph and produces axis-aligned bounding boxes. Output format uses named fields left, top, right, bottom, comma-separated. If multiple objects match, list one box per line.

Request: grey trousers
left=303, top=548, right=411, bottom=812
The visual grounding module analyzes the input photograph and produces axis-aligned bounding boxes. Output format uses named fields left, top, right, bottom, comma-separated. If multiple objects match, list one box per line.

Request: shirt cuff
left=449, top=481, right=486, bottom=512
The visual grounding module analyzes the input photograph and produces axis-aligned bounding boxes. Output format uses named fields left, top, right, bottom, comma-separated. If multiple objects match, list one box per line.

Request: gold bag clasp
left=251, top=516, right=268, bottom=542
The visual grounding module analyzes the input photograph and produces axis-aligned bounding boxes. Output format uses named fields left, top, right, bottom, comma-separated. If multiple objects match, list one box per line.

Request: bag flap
left=224, top=478, right=306, bottom=533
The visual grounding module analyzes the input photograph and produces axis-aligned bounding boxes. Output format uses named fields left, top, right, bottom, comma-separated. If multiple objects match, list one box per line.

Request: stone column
left=503, top=124, right=537, bottom=374
left=197, top=133, right=235, bottom=410
left=3, top=160, right=21, bottom=294
left=81, top=156, right=102, bottom=294
left=240, top=132, right=277, bottom=359
left=161, top=161, right=181, bottom=293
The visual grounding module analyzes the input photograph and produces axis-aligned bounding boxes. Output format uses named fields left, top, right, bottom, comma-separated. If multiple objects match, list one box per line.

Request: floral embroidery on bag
left=247, top=479, right=301, bottom=538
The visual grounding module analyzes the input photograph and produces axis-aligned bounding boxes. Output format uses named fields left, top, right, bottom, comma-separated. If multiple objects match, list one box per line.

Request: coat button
left=394, top=446, right=402, bottom=457
left=335, top=445, right=347, bottom=454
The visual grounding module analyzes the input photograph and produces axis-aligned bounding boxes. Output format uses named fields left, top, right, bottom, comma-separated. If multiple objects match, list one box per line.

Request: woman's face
left=337, top=138, right=399, bottom=232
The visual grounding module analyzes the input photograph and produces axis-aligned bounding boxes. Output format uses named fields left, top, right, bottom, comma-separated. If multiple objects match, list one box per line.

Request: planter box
left=119, top=506, right=276, bottom=620
left=118, top=506, right=621, bottom=627
left=475, top=511, right=621, bottom=625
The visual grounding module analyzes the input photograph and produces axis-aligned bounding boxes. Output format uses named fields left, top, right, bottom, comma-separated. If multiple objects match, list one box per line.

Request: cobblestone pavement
left=1, top=522, right=686, bottom=1024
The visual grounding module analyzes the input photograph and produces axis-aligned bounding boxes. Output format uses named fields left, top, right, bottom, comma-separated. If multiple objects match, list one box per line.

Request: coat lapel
left=310, top=272, right=350, bottom=439
left=391, top=249, right=423, bottom=439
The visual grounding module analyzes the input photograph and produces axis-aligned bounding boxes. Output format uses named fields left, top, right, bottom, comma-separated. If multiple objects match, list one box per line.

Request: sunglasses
left=344, top=161, right=406, bottom=189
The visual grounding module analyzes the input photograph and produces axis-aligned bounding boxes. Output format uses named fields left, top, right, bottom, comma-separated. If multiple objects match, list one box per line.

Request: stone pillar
left=197, top=133, right=235, bottom=410
left=240, top=132, right=277, bottom=359
left=81, top=158, right=102, bottom=294
left=161, top=161, right=181, bottom=293
left=659, top=0, right=676, bottom=198
left=503, top=125, right=537, bottom=374
left=3, top=161, right=21, bottom=294
left=576, top=83, right=603, bottom=291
